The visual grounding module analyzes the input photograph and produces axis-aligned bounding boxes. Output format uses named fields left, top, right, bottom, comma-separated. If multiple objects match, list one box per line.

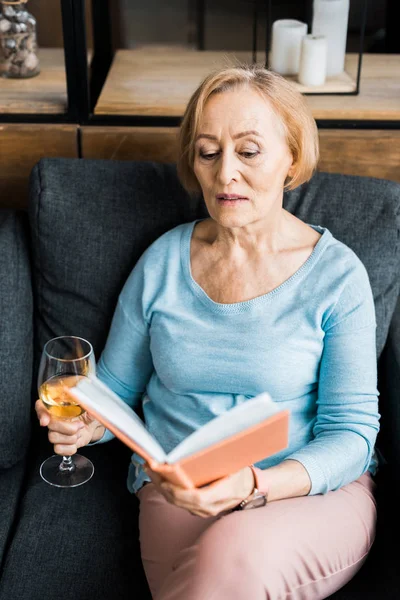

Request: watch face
left=243, top=493, right=267, bottom=509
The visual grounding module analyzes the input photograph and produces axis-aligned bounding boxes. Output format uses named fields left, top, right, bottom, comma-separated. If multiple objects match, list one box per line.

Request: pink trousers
left=136, top=473, right=376, bottom=600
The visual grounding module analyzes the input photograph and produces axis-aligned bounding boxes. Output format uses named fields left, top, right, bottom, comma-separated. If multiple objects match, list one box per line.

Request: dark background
left=28, top=0, right=397, bottom=54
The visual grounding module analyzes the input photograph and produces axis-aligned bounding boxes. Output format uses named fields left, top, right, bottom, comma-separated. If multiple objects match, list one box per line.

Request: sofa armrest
left=377, top=296, right=400, bottom=486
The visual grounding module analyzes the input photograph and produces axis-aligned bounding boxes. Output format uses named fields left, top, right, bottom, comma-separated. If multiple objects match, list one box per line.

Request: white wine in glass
left=38, top=336, right=96, bottom=488
left=40, top=376, right=86, bottom=419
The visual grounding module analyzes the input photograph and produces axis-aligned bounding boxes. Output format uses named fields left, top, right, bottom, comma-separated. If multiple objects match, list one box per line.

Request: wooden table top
left=0, top=48, right=68, bottom=114
left=94, top=48, right=400, bottom=121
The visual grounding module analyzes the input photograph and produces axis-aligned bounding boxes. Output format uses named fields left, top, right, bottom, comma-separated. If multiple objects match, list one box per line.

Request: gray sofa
left=0, top=158, right=399, bottom=600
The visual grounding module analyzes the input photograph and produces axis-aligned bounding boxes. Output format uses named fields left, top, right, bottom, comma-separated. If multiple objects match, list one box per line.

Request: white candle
left=270, top=19, right=308, bottom=76
left=312, top=0, right=350, bottom=76
left=298, top=35, right=327, bottom=86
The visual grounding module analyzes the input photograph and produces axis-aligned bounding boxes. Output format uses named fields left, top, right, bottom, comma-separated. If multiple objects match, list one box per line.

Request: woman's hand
left=144, top=465, right=255, bottom=518
left=35, top=399, right=105, bottom=456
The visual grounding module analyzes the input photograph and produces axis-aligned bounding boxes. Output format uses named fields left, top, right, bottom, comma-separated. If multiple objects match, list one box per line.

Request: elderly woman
left=36, top=65, right=379, bottom=600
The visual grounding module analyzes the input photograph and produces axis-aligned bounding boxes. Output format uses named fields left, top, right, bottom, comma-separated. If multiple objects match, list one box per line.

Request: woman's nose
left=216, top=152, right=239, bottom=185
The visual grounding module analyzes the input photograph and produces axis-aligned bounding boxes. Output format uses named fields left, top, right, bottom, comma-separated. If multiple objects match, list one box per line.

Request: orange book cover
left=66, top=376, right=290, bottom=489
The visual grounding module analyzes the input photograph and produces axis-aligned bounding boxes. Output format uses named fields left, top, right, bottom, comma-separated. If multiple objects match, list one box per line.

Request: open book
left=67, top=376, right=290, bottom=489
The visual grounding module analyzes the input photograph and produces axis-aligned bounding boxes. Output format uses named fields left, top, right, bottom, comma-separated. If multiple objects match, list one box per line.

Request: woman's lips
left=216, top=194, right=248, bottom=200
left=216, top=194, right=249, bottom=206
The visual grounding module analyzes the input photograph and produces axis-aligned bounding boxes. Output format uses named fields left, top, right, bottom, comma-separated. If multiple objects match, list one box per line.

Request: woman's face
left=193, top=87, right=294, bottom=230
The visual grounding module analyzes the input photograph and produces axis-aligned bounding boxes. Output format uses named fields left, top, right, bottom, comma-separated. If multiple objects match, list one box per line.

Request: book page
left=167, top=392, right=278, bottom=463
left=70, top=376, right=168, bottom=464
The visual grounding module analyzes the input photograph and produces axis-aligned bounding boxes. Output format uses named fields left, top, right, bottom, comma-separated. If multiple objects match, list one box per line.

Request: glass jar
left=0, top=0, right=40, bottom=78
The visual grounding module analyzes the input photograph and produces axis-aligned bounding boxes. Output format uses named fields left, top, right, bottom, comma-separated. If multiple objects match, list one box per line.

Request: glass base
left=1, top=69, right=41, bottom=79
left=40, top=454, right=94, bottom=488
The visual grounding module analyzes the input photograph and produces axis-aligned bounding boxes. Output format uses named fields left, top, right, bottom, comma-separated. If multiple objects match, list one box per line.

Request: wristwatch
left=236, top=465, right=268, bottom=510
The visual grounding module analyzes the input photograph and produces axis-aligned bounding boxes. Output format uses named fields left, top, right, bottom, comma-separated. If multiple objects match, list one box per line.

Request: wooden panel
left=318, top=130, right=400, bottom=183
left=81, top=126, right=179, bottom=162
left=0, top=125, right=78, bottom=209
left=82, top=126, right=400, bottom=184
left=94, top=49, right=400, bottom=120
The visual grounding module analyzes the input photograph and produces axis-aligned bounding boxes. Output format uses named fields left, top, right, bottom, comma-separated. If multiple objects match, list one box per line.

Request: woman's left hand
left=143, top=465, right=255, bottom=518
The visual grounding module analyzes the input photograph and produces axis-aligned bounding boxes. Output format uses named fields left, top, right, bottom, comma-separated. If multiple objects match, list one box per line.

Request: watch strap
left=249, top=464, right=268, bottom=495
left=235, top=465, right=268, bottom=510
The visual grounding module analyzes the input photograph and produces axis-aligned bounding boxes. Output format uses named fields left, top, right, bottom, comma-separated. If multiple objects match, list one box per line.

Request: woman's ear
left=287, top=162, right=295, bottom=179
left=284, top=161, right=296, bottom=189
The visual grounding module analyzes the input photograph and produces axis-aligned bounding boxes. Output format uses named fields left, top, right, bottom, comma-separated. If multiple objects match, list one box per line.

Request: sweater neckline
left=181, top=219, right=332, bottom=314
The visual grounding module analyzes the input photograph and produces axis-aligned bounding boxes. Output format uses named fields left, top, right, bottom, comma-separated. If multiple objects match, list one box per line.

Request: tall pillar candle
left=298, top=35, right=327, bottom=86
left=270, top=19, right=308, bottom=76
left=312, top=0, right=350, bottom=76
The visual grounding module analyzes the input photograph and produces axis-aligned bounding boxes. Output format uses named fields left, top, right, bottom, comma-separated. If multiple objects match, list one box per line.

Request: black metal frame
left=0, top=0, right=399, bottom=129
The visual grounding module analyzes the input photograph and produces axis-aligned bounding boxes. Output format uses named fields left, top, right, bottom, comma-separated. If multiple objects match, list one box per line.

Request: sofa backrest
left=28, top=158, right=400, bottom=365
left=0, top=210, right=33, bottom=468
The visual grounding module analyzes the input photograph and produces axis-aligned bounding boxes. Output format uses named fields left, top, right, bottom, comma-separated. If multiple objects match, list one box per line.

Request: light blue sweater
left=95, top=220, right=380, bottom=495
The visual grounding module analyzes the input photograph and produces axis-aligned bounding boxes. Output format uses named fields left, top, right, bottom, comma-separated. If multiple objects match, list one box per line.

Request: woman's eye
left=198, top=149, right=259, bottom=160
left=240, top=151, right=259, bottom=159
left=200, top=152, right=219, bottom=160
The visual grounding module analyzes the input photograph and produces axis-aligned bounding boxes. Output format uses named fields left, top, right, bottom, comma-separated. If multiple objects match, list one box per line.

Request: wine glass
left=38, top=335, right=96, bottom=488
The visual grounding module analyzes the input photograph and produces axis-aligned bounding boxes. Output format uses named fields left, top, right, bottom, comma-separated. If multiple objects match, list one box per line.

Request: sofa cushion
left=0, top=210, right=33, bottom=468
left=0, top=442, right=149, bottom=600
left=283, top=173, right=400, bottom=357
left=28, top=158, right=206, bottom=366
left=0, top=461, right=27, bottom=572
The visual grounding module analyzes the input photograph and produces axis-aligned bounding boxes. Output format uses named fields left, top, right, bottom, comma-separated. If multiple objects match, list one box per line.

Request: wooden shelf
left=0, top=49, right=68, bottom=115
left=94, top=48, right=400, bottom=121
left=285, top=70, right=356, bottom=94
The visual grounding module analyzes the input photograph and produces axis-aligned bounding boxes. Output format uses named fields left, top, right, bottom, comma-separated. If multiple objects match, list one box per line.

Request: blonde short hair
left=177, top=64, right=319, bottom=192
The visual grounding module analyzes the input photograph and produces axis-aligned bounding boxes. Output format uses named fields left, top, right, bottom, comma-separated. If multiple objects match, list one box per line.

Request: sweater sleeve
left=276, top=258, right=380, bottom=494
left=90, top=260, right=154, bottom=445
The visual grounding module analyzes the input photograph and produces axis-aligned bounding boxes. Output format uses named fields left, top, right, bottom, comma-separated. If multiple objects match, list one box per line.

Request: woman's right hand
left=35, top=399, right=105, bottom=456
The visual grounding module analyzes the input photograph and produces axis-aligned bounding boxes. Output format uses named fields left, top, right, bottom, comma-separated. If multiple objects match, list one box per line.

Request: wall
left=29, top=0, right=385, bottom=51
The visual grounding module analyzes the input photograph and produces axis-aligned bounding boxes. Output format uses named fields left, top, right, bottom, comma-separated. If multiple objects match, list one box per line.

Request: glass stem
left=59, top=456, right=76, bottom=473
